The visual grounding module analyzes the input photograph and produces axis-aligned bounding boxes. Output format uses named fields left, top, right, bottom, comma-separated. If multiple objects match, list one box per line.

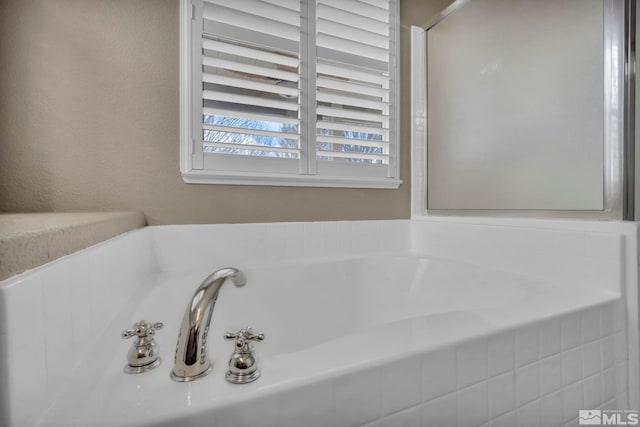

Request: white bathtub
left=128, top=254, right=620, bottom=357
left=0, top=219, right=637, bottom=427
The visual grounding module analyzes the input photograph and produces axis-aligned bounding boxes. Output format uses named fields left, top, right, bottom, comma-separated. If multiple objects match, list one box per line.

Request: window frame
left=179, top=0, right=402, bottom=189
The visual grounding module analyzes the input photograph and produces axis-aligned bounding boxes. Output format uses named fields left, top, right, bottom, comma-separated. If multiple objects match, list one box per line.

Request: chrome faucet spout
left=170, top=267, right=246, bottom=382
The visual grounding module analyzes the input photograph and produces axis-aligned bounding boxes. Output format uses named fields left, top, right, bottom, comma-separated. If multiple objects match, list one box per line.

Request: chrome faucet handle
left=121, top=320, right=163, bottom=374
left=224, top=326, right=265, bottom=346
left=224, top=327, right=264, bottom=384
left=122, top=320, right=163, bottom=339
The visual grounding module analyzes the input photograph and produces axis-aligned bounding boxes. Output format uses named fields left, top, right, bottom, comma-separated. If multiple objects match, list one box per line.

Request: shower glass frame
left=411, top=0, right=635, bottom=220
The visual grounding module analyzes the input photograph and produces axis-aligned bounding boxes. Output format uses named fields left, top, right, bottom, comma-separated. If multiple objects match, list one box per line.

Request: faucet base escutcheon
left=225, top=369, right=260, bottom=384
left=125, top=358, right=162, bottom=374
left=169, top=364, right=213, bottom=382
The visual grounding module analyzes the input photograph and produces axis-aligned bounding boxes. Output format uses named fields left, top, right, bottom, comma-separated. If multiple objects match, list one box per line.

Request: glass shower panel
left=427, top=0, right=605, bottom=210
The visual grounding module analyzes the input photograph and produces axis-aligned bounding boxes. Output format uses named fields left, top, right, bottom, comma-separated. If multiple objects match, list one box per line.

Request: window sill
left=181, top=170, right=402, bottom=189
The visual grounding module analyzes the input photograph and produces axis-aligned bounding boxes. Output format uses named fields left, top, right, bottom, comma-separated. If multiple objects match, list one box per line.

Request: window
left=180, top=0, right=401, bottom=188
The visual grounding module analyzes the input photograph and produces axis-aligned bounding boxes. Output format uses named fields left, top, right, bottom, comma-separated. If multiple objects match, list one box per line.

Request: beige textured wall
left=0, top=0, right=448, bottom=225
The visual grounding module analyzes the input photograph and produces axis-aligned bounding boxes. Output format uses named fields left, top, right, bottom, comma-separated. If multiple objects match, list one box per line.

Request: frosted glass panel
left=427, top=0, right=604, bottom=210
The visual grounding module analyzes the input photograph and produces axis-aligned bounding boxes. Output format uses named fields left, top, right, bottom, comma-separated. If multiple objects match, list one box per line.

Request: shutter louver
left=200, top=0, right=301, bottom=160
left=315, top=0, right=396, bottom=173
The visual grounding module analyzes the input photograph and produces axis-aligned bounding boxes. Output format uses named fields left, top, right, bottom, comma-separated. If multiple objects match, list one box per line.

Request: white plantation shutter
left=181, top=0, right=400, bottom=187
left=315, top=0, right=396, bottom=178
left=196, top=0, right=302, bottom=174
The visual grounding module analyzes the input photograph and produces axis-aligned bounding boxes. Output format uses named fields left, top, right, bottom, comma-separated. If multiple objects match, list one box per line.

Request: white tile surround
left=0, top=229, right=159, bottom=427
left=144, top=302, right=627, bottom=427
left=0, top=218, right=638, bottom=427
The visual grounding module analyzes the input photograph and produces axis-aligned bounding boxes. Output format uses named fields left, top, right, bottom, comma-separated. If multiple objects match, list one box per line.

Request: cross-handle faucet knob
left=121, top=320, right=163, bottom=374
left=224, top=327, right=265, bottom=384
left=122, top=320, right=163, bottom=339
left=224, top=327, right=265, bottom=347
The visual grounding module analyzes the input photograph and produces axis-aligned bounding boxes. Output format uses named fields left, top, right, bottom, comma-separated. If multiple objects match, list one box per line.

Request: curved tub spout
left=170, top=267, right=246, bottom=382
